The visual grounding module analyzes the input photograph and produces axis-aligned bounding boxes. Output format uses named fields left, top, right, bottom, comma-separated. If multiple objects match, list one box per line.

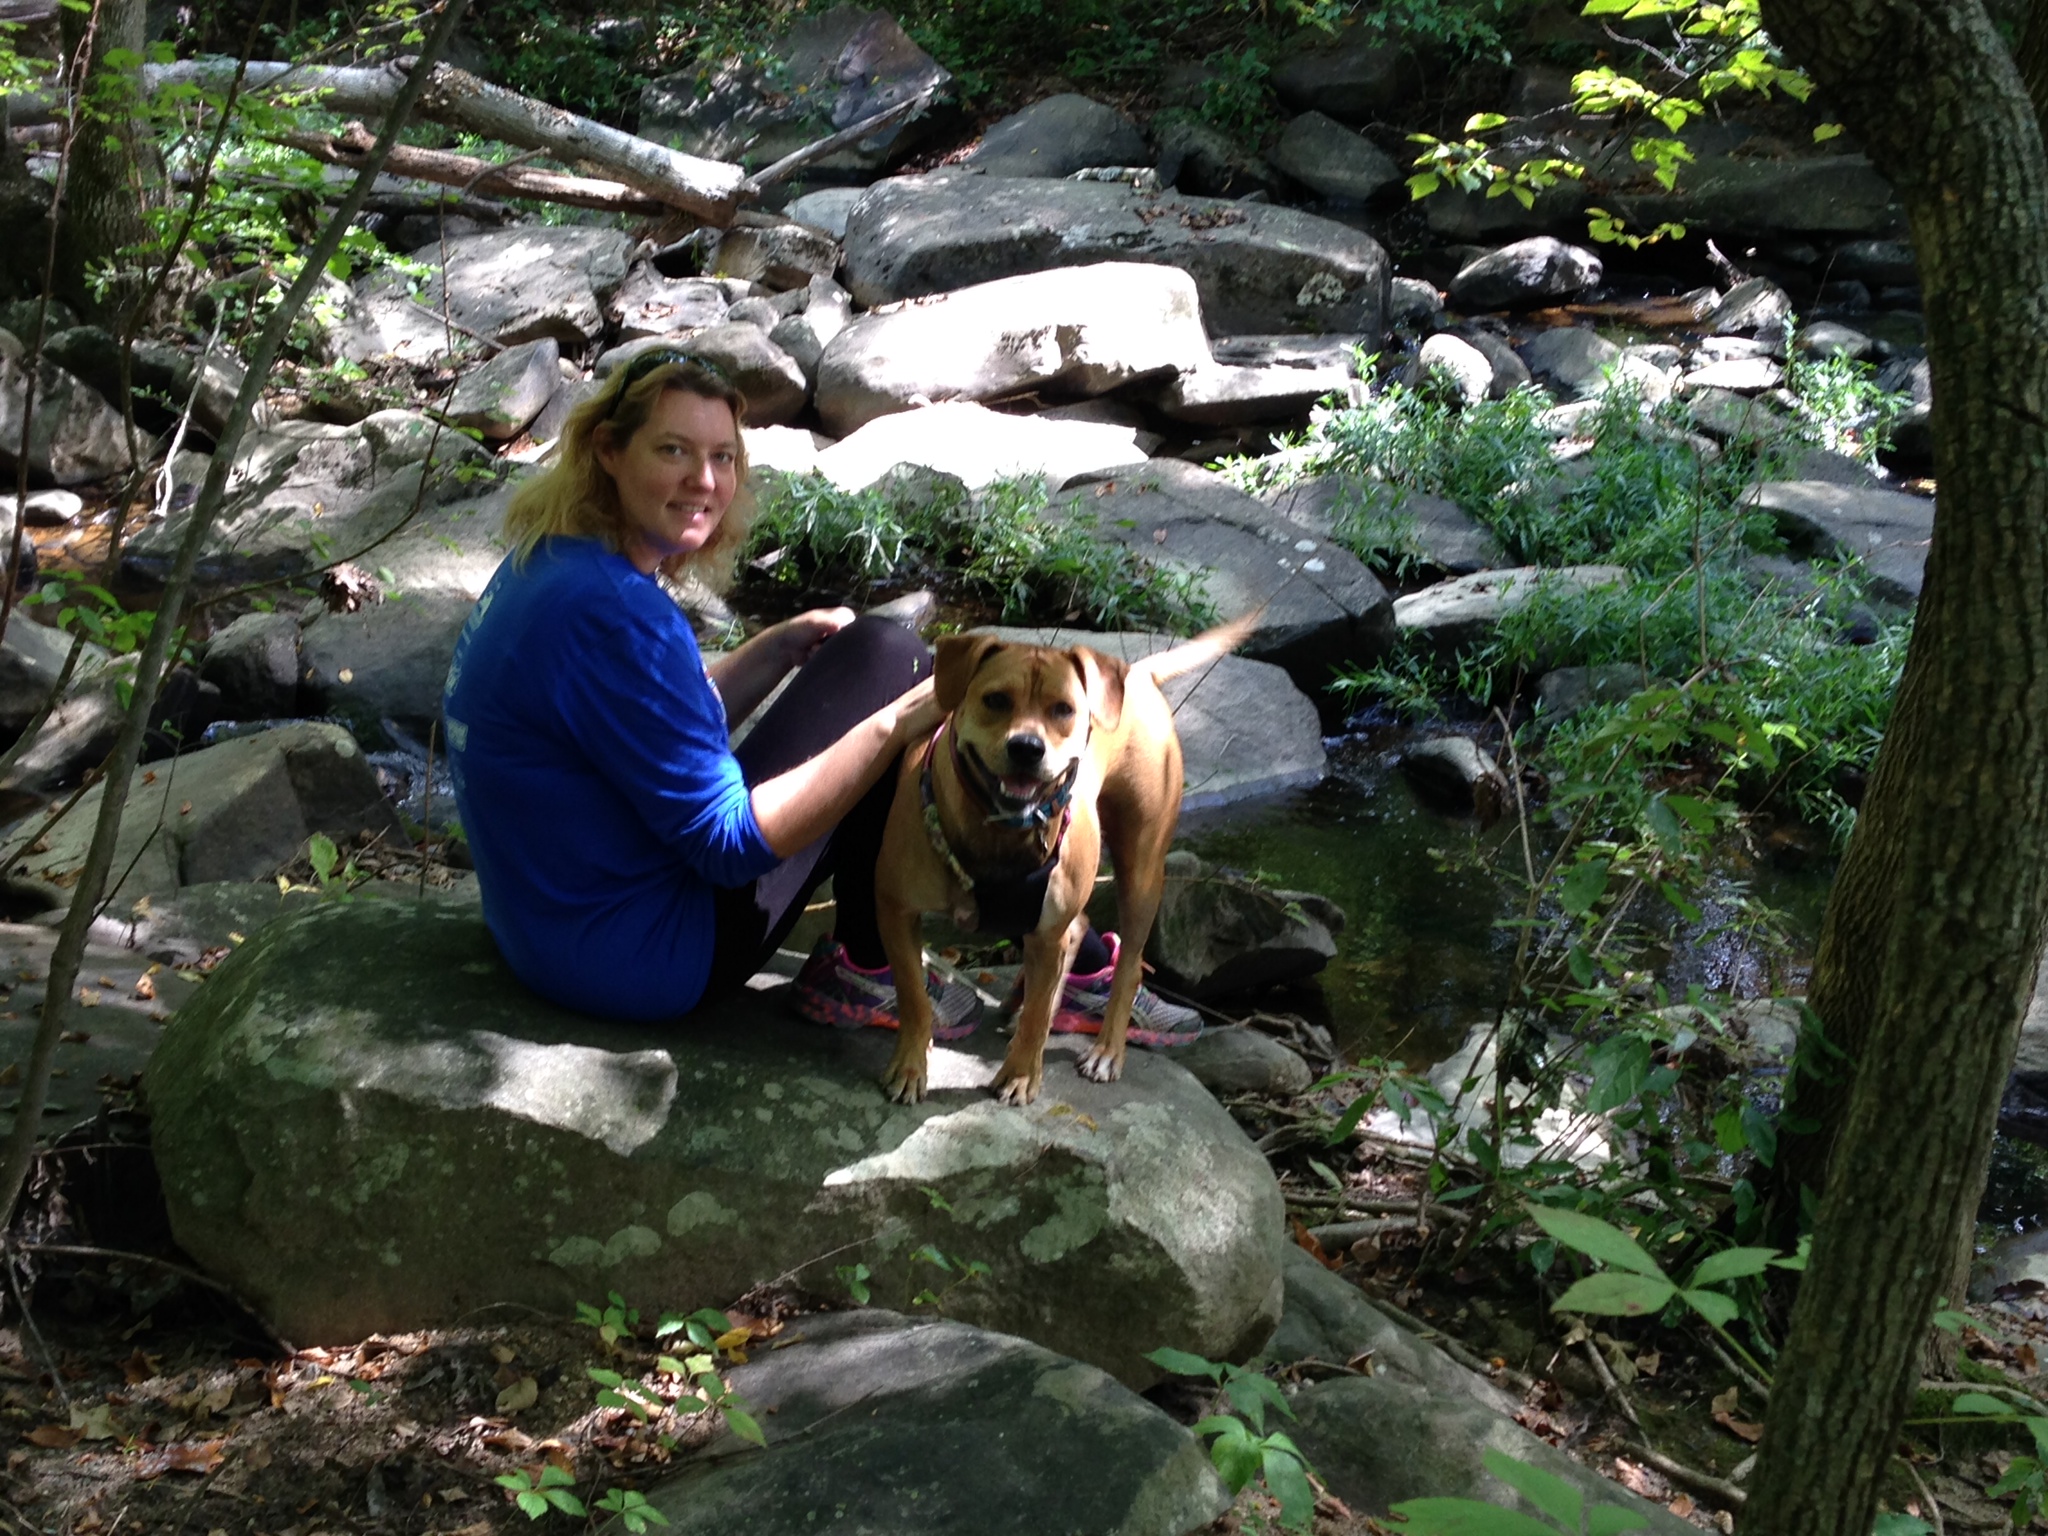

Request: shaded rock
left=0, top=618, right=102, bottom=736
left=1425, top=176, right=1589, bottom=242
left=1878, top=352, right=1932, bottom=460
left=1705, top=276, right=1794, bottom=336
left=529, top=377, right=603, bottom=443
left=300, top=590, right=479, bottom=740
left=1518, top=326, right=1619, bottom=400
left=6, top=722, right=400, bottom=908
left=1796, top=320, right=1875, bottom=361
left=639, top=9, right=949, bottom=177
left=981, top=628, right=1326, bottom=809
left=1262, top=479, right=1506, bottom=575
left=637, top=1312, right=1229, bottom=1536
left=1390, top=276, right=1443, bottom=329
left=1174, top=1027, right=1314, bottom=1097
left=1394, top=565, right=1631, bottom=651
left=1776, top=444, right=1882, bottom=488
left=119, top=413, right=496, bottom=588
left=966, top=94, right=1147, bottom=178
left=708, top=221, right=839, bottom=291
left=1107, top=849, right=1340, bottom=1000
left=4, top=488, right=84, bottom=527
left=1457, top=327, right=1532, bottom=398
left=606, top=269, right=733, bottom=341
left=1054, top=460, right=1395, bottom=676
left=1746, top=479, right=1934, bottom=603
left=1155, top=118, right=1279, bottom=200
left=1830, top=238, right=1916, bottom=287
left=816, top=262, right=1209, bottom=436
left=1399, top=736, right=1507, bottom=820
left=1291, top=1375, right=1692, bottom=1529
left=1268, top=112, right=1402, bottom=204
left=446, top=338, right=559, bottom=441
left=1684, top=385, right=1789, bottom=443
left=843, top=173, right=1392, bottom=338
left=1267, top=1246, right=1515, bottom=1411
left=1413, top=333, right=1492, bottom=406
left=0, top=350, right=135, bottom=486
left=42, top=328, right=246, bottom=441
left=814, top=401, right=1146, bottom=491
left=342, top=227, right=634, bottom=362
left=1606, top=154, right=1898, bottom=241
left=200, top=611, right=302, bottom=720
left=1537, top=663, right=1650, bottom=720
left=1270, top=25, right=1416, bottom=119
left=1448, top=237, right=1601, bottom=312
left=728, top=296, right=791, bottom=332
left=602, top=325, right=809, bottom=426
left=784, top=186, right=866, bottom=238
left=145, top=900, right=1287, bottom=1382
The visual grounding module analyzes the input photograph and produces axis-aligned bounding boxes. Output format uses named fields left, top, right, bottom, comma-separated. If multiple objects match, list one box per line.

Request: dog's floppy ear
left=934, top=634, right=1005, bottom=713
left=1071, top=647, right=1127, bottom=731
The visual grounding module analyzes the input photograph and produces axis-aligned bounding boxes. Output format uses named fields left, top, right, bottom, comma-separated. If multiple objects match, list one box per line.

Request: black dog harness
left=920, top=723, right=1079, bottom=938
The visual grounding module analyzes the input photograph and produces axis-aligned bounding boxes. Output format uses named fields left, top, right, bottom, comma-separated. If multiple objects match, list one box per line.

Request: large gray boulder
left=0, top=617, right=103, bottom=736
left=965, top=94, right=1148, bottom=178
left=1606, top=152, right=1898, bottom=239
left=1269, top=25, right=1416, bottom=119
left=1519, top=326, right=1621, bottom=400
left=1124, top=849, right=1340, bottom=998
left=638, top=8, right=948, bottom=177
left=1268, top=111, right=1402, bottom=203
left=1055, top=460, right=1395, bottom=676
left=606, top=269, right=737, bottom=341
left=200, top=611, right=302, bottom=720
left=119, top=411, right=496, bottom=587
left=1262, top=478, right=1507, bottom=574
left=341, top=227, right=635, bottom=362
left=981, top=627, right=1326, bottom=809
left=816, top=262, right=1211, bottom=436
left=843, top=173, right=1392, bottom=338
left=812, top=401, right=1147, bottom=491
left=299, top=589, right=479, bottom=739
left=40, top=327, right=246, bottom=442
left=445, top=337, right=560, bottom=442
left=635, top=1311, right=1229, bottom=1536
left=1747, top=479, right=1934, bottom=603
left=5, top=721, right=401, bottom=909
left=146, top=900, right=1287, bottom=1385
left=0, top=351, right=135, bottom=486
left=1449, top=237, right=1603, bottom=311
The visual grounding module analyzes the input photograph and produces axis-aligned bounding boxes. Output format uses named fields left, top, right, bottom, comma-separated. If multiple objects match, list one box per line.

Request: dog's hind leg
left=879, top=897, right=936, bottom=1103
left=992, top=919, right=1083, bottom=1106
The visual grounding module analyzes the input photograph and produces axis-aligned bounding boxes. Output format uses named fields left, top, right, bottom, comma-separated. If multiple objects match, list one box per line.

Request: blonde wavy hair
left=503, top=350, right=755, bottom=591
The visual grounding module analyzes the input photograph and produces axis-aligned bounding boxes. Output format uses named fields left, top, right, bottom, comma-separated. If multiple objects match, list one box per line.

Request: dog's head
left=933, top=635, right=1127, bottom=809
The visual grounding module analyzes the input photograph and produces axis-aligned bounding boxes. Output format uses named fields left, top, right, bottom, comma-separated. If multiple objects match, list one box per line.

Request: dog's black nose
left=1007, top=734, right=1046, bottom=768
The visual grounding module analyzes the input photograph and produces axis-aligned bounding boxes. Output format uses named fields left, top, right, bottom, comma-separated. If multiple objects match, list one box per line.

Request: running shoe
left=791, top=938, right=982, bottom=1040
left=1037, top=932, right=1205, bottom=1047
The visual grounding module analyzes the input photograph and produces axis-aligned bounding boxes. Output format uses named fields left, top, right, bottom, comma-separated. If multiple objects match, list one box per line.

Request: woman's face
left=596, top=388, right=741, bottom=574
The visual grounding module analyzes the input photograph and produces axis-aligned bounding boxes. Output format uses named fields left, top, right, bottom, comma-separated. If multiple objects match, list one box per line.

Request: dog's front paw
left=1076, top=1043, right=1126, bottom=1083
left=882, top=1044, right=930, bottom=1104
left=991, top=1069, right=1043, bottom=1106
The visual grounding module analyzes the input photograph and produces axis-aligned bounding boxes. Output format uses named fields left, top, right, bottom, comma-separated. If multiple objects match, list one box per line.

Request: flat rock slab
left=1056, top=460, right=1394, bottom=677
left=1261, top=479, right=1506, bottom=575
left=1394, top=565, right=1631, bottom=652
left=637, top=1311, right=1229, bottom=1536
left=146, top=901, right=1286, bottom=1384
left=1746, top=479, right=1934, bottom=603
left=813, top=401, right=1147, bottom=491
left=980, top=626, right=1327, bottom=809
left=843, top=172, right=1391, bottom=338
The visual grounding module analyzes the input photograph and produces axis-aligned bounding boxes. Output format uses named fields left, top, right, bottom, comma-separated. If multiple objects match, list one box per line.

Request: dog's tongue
left=1000, top=774, right=1041, bottom=800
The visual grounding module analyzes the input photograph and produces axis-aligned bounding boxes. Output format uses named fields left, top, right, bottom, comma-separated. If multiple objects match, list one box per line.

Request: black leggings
left=699, top=616, right=927, bottom=1001
left=697, top=615, right=1112, bottom=1004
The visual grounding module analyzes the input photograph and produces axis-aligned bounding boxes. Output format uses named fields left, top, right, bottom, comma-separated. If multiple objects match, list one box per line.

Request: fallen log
left=273, top=123, right=667, bottom=215
left=141, top=57, right=745, bottom=222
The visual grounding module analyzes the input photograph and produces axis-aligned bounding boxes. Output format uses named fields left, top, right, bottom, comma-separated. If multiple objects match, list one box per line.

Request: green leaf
left=1386, top=1499, right=1561, bottom=1534
left=1584, top=1036, right=1653, bottom=1114
left=1263, top=1444, right=1317, bottom=1531
left=1688, top=1247, right=1778, bottom=1287
left=1464, top=111, right=1508, bottom=131
left=1559, top=858, right=1610, bottom=916
left=514, top=1490, right=548, bottom=1519
left=544, top=1488, right=587, bottom=1517
left=1406, top=171, right=1442, bottom=200
left=1680, top=1288, right=1739, bottom=1327
left=1871, top=1517, right=1935, bottom=1536
left=1224, top=1370, right=1295, bottom=1431
left=724, top=1406, right=767, bottom=1446
left=1526, top=1205, right=1667, bottom=1277
left=1553, top=1271, right=1678, bottom=1316
left=1644, top=795, right=1685, bottom=849
left=1953, top=1392, right=2017, bottom=1416
left=1146, top=1347, right=1224, bottom=1381
left=1481, top=1447, right=1581, bottom=1528
left=1587, top=1508, right=1652, bottom=1535
left=1813, top=122, right=1844, bottom=142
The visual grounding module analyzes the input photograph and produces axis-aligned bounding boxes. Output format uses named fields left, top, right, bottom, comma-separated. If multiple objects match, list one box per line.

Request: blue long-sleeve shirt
left=443, top=536, right=780, bottom=1018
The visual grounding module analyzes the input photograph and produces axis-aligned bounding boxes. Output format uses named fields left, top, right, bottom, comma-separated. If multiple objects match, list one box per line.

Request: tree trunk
left=57, top=0, right=149, bottom=321
left=1742, top=1, right=2048, bottom=1530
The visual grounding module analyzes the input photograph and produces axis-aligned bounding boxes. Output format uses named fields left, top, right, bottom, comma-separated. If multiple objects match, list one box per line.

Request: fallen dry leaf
left=133, top=975, right=155, bottom=1001
left=0, top=1063, right=19, bottom=1088
left=1670, top=1494, right=1696, bottom=1517
left=24, top=1424, right=81, bottom=1449
left=495, top=1376, right=539, bottom=1413
left=178, top=801, right=192, bottom=816
left=1710, top=1386, right=1742, bottom=1416
left=490, top=1343, right=517, bottom=1365
left=134, top=1438, right=226, bottom=1479
left=241, top=1441, right=272, bottom=1470
left=121, top=1349, right=161, bottom=1386
left=1713, top=1408, right=1764, bottom=1443
left=1637, top=1349, right=1661, bottom=1378
left=68, top=1402, right=119, bottom=1441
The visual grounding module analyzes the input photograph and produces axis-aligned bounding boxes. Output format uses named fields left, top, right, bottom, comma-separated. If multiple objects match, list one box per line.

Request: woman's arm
left=707, top=608, right=854, bottom=726
left=748, top=675, right=941, bottom=857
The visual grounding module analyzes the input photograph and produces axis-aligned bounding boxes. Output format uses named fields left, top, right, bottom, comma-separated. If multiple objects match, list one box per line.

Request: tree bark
left=1743, top=1, right=2048, bottom=1531
left=272, top=125, right=667, bottom=214
left=142, top=58, right=746, bottom=223
left=57, top=0, right=149, bottom=320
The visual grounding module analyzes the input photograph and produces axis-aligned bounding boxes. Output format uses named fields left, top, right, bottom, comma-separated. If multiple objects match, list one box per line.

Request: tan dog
left=877, top=616, right=1258, bottom=1106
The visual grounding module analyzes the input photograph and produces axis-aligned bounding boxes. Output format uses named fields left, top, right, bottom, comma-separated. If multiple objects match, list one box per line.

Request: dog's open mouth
left=964, top=745, right=1057, bottom=809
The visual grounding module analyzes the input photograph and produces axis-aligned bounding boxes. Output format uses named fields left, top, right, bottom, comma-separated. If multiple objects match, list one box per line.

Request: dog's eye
left=982, top=691, right=1012, bottom=713
left=1048, top=701, right=1076, bottom=721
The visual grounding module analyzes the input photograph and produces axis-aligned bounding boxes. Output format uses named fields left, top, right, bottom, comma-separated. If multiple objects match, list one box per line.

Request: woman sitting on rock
left=441, top=347, right=1198, bottom=1044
